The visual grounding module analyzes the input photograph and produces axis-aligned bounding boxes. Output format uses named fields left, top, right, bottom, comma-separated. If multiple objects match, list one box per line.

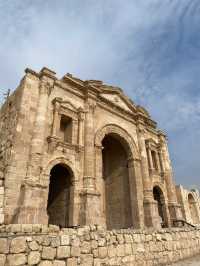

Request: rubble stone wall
left=0, top=225, right=200, bottom=266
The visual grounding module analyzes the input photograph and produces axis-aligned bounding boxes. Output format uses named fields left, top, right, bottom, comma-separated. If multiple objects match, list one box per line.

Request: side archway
left=43, top=157, right=76, bottom=228
left=95, top=124, right=144, bottom=229
left=188, top=193, right=199, bottom=224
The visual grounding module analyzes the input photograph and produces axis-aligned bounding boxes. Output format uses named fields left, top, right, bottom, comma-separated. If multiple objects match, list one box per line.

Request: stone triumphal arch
left=0, top=67, right=199, bottom=229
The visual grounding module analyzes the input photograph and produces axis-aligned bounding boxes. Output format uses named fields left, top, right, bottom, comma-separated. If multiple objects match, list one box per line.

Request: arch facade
left=95, top=124, right=144, bottom=229
left=43, top=157, right=77, bottom=227
left=188, top=193, right=199, bottom=224
left=152, top=185, right=170, bottom=227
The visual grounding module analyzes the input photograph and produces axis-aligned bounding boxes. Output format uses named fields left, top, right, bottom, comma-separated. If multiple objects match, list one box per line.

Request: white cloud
left=0, top=0, right=200, bottom=187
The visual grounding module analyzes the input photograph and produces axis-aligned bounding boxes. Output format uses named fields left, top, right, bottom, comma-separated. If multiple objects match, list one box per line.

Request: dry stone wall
left=0, top=225, right=200, bottom=266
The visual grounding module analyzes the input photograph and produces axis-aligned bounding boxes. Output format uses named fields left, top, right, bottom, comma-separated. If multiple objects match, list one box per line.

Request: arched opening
left=47, top=164, right=72, bottom=228
left=188, top=194, right=199, bottom=224
left=153, top=186, right=165, bottom=227
left=102, top=134, right=132, bottom=229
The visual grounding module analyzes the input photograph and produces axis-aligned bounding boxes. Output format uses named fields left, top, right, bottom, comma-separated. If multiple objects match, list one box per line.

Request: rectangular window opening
left=60, top=115, right=72, bottom=143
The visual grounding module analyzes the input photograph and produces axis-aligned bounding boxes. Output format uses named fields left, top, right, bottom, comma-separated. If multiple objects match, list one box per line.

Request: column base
left=17, top=206, right=48, bottom=224
left=79, top=189, right=101, bottom=226
left=144, top=198, right=161, bottom=229
left=168, top=202, right=182, bottom=226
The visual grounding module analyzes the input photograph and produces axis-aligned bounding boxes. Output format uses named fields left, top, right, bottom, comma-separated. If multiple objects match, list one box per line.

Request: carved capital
left=39, top=82, right=53, bottom=96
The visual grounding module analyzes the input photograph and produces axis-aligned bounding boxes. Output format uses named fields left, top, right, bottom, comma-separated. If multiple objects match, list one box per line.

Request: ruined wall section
left=1, top=72, right=41, bottom=224
left=0, top=85, right=25, bottom=224
left=0, top=225, right=200, bottom=266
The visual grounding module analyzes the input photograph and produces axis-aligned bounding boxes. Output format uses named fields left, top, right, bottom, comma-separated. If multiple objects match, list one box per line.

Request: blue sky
left=0, top=0, right=200, bottom=188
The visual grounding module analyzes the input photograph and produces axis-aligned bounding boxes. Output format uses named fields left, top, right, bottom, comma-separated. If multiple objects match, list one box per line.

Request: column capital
left=39, top=81, right=53, bottom=95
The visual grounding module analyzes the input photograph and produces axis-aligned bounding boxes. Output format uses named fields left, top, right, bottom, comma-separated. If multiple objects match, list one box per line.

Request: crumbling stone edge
left=0, top=224, right=200, bottom=265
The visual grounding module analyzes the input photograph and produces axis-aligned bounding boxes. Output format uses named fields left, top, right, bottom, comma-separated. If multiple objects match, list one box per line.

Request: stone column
left=51, top=98, right=62, bottom=137
left=137, top=126, right=159, bottom=228
left=155, top=152, right=161, bottom=172
left=158, top=151, right=164, bottom=173
left=95, top=144, right=106, bottom=227
left=80, top=98, right=101, bottom=225
left=78, top=109, right=85, bottom=146
left=17, top=71, right=55, bottom=224
left=0, top=164, right=4, bottom=224
left=72, top=119, right=78, bottom=145
left=147, top=146, right=153, bottom=171
left=127, top=157, right=144, bottom=229
left=159, top=132, right=182, bottom=224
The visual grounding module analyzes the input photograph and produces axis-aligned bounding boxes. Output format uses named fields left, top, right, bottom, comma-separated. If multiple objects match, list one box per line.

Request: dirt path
left=170, top=255, right=200, bottom=266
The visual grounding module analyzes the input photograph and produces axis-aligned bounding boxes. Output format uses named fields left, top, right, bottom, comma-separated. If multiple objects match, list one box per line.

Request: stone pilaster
left=158, top=132, right=182, bottom=224
left=80, top=95, right=101, bottom=225
left=78, top=109, right=85, bottom=146
left=51, top=98, right=62, bottom=137
left=127, top=158, right=144, bottom=229
left=17, top=68, right=55, bottom=224
left=137, top=126, right=159, bottom=228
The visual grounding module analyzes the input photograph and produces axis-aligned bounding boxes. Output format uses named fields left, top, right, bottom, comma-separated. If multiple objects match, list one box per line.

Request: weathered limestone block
left=80, top=254, right=93, bottom=266
left=71, top=246, right=80, bottom=257
left=98, top=246, right=107, bottom=259
left=10, top=237, right=27, bottom=253
left=10, top=224, right=22, bottom=233
left=7, top=254, right=27, bottom=266
left=108, top=245, right=116, bottom=258
left=66, top=257, right=77, bottom=266
left=28, top=251, right=41, bottom=265
left=125, top=243, right=132, bottom=255
left=57, top=246, right=70, bottom=259
left=81, top=241, right=91, bottom=254
left=28, top=240, right=39, bottom=251
left=51, top=237, right=60, bottom=248
left=0, top=254, right=6, bottom=265
left=0, top=238, right=9, bottom=253
left=53, top=260, right=66, bottom=266
left=39, top=261, right=53, bottom=266
left=60, top=235, right=70, bottom=246
left=42, top=246, right=56, bottom=260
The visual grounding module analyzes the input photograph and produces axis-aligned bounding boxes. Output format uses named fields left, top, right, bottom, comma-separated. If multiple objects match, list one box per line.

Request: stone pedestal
left=17, top=183, right=48, bottom=224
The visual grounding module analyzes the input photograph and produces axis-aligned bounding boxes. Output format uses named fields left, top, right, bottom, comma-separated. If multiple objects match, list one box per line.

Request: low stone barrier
left=0, top=224, right=200, bottom=265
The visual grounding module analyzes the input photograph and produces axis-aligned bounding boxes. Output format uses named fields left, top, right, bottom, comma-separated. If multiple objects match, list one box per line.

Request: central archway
left=47, top=163, right=72, bottom=228
left=95, top=124, right=144, bottom=229
left=102, top=134, right=132, bottom=229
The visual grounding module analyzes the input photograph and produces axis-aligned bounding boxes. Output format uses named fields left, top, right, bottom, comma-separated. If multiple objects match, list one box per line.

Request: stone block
left=39, top=261, right=53, bottom=266
left=108, top=245, right=116, bottom=258
left=22, top=224, right=33, bottom=233
left=51, top=236, right=60, bottom=247
left=0, top=254, right=6, bottom=265
left=71, top=246, right=80, bottom=257
left=10, top=237, right=27, bottom=253
left=60, top=235, right=70, bottom=246
left=80, top=254, right=93, bottom=266
left=98, top=246, right=107, bottom=258
left=66, top=258, right=77, bottom=266
left=0, top=213, right=4, bottom=224
left=28, top=251, right=41, bottom=265
left=42, top=247, right=56, bottom=260
left=57, top=246, right=70, bottom=259
left=0, top=238, right=9, bottom=253
left=7, top=254, right=27, bottom=266
left=81, top=241, right=91, bottom=254
left=53, top=260, right=66, bottom=266
left=28, top=240, right=39, bottom=251
left=10, top=224, right=21, bottom=233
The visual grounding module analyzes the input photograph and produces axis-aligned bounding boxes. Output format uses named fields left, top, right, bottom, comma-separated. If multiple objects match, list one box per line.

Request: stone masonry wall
left=0, top=225, right=200, bottom=266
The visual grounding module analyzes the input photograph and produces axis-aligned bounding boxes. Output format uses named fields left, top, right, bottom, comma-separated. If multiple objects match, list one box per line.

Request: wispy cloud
left=0, top=0, right=200, bottom=187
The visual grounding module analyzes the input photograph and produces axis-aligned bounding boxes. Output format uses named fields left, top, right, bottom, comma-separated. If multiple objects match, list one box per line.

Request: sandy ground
left=170, top=255, right=200, bottom=266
